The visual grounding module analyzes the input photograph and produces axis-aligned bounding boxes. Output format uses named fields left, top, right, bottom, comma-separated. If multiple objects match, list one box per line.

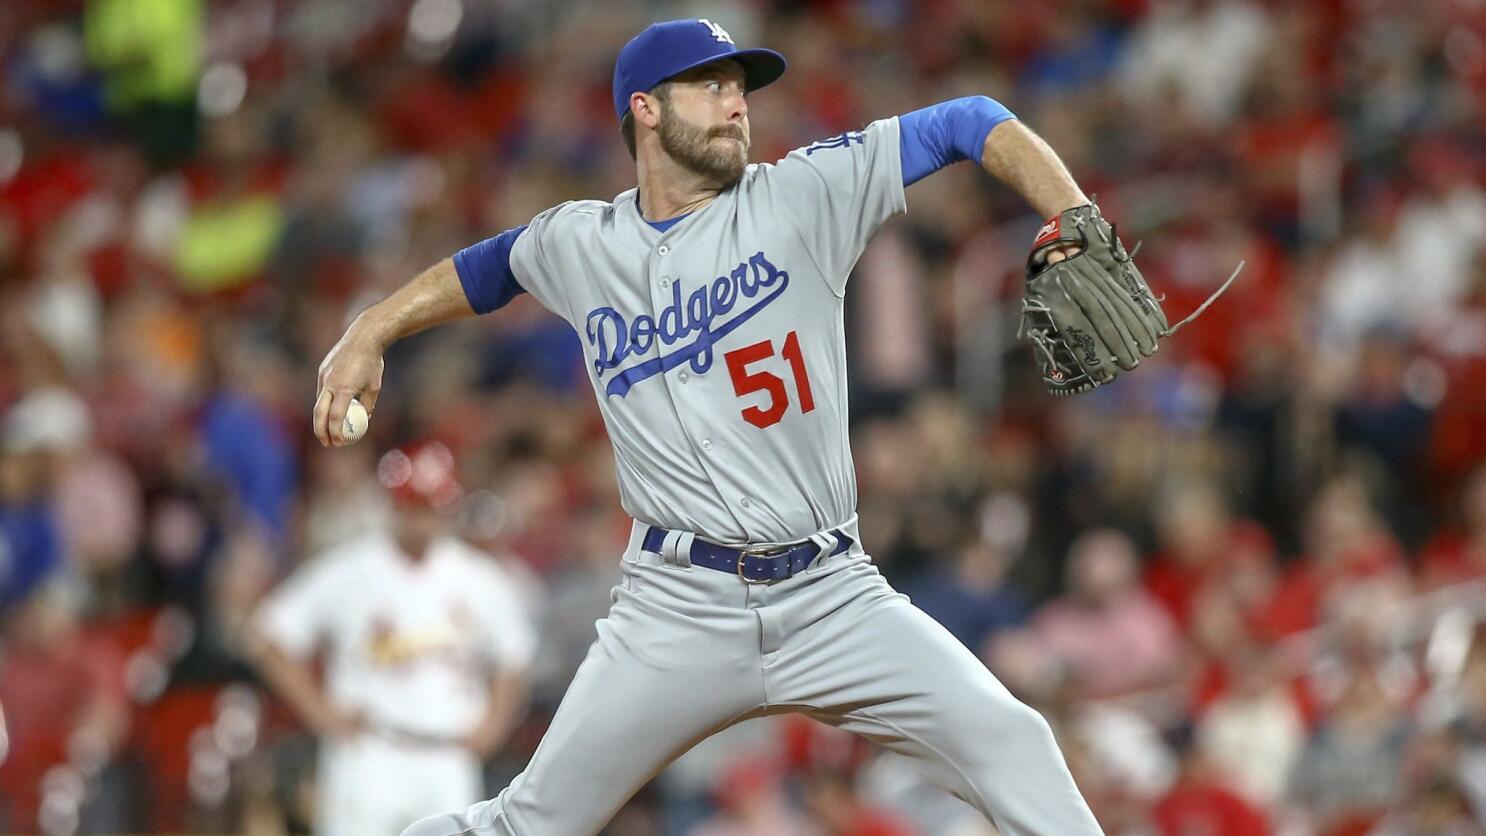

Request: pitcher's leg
left=770, top=563, right=1102, bottom=836
left=402, top=564, right=766, bottom=836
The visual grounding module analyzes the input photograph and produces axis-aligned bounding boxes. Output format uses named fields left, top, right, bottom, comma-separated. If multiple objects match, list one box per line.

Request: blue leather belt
left=641, top=526, right=854, bottom=583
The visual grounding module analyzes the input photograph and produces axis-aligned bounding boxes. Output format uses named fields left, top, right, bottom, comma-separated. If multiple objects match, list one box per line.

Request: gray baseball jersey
left=401, top=117, right=1103, bottom=836
left=510, top=119, right=904, bottom=546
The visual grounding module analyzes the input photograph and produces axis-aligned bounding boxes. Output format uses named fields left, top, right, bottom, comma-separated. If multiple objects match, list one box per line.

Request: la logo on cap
left=699, top=19, right=734, bottom=44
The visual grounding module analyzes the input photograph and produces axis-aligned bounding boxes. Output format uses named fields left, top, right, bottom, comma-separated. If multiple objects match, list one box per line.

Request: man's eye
left=708, top=81, right=721, bottom=93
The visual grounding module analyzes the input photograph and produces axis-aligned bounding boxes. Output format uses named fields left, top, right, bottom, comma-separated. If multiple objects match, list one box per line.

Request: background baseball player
left=310, top=17, right=1182, bottom=836
left=248, top=441, right=536, bottom=836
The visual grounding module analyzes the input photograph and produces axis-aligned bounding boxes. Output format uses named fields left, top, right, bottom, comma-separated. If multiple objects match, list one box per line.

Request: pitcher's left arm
left=899, top=98, right=1232, bottom=396
left=899, top=96, right=1087, bottom=218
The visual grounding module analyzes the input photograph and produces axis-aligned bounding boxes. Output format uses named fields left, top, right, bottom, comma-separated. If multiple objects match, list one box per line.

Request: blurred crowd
left=2, top=0, right=1485, bottom=833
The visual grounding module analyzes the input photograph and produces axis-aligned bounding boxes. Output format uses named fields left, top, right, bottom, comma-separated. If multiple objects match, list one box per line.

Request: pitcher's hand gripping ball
left=341, top=399, right=369, bottom=443
left=1018, top=203, right=1242, bottom=396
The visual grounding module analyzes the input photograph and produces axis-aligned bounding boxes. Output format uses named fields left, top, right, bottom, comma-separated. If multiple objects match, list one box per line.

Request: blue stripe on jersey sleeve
left=898, top=96, right=1017, bottom=187
left=452, top=225, right=529, bottom=314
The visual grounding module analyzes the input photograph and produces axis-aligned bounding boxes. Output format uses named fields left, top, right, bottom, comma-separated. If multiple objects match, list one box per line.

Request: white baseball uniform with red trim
left=255, top=533, right=535, bottom=836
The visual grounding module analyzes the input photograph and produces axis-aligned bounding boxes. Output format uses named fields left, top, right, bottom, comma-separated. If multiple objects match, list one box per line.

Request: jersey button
left=678, top=372, right=689, bottom=383
left=741, top=497, right=752, bottom=508
left=658, top=245, right=670, bottom=256
left=701, top=439, right=712, bottom=451
left=660, top=277, right=671, bottom=289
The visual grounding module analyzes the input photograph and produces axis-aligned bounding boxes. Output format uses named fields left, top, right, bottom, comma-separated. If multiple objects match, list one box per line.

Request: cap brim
left=665, top=48, right=787, bottom=96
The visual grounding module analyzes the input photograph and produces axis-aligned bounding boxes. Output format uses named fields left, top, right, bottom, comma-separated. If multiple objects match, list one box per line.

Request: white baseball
left=342, top=399, right=369, bottom=443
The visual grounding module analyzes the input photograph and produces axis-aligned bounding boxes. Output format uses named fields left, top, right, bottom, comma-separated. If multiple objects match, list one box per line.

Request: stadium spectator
left=1033, top=528, right=1185, bottom=698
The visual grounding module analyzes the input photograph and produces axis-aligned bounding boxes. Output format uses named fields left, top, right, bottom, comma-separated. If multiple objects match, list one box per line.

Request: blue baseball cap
left=612, top=19, right=787, bottom=123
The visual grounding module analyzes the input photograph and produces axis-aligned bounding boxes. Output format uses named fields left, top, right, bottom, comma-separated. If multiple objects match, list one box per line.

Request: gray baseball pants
left=400, top=521, right=1102, bottom=836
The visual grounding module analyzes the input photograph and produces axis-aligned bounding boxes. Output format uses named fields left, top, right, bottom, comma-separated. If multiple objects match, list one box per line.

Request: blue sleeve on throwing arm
left=899, top=96, right=1017, bottom=187
left=452, top=225, right=528, bottom=314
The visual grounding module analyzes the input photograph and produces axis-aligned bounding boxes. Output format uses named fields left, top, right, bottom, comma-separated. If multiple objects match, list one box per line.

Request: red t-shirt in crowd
left=1145, top=521, right=1275, bottom=629
left=1154, top=780, right=1272, bottom=836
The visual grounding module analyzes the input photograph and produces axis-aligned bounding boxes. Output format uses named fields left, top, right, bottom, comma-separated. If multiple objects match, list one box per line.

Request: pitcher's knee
left=959, top=700, right=1061, bottom=767
left=399, top=811, right=474, bottom=836
left=1006, top=701, right=1059, bottom=748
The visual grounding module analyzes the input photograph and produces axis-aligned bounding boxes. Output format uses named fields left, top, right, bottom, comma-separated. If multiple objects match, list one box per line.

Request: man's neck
left=636, top=153, right=722, bottom=222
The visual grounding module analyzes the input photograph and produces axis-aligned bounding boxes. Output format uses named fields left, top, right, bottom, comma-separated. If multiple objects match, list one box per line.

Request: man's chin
left=687, top=157, right=747, bottom=187
left=716, top=162, right=747, bottom=187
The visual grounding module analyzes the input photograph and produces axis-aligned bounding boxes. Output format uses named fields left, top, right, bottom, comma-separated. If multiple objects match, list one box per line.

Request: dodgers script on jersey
left=509, top=119, right=904, bottom=546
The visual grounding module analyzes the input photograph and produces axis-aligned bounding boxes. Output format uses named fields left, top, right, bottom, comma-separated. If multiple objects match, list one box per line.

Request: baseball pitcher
left=310, top=18, right=1199, bottom=835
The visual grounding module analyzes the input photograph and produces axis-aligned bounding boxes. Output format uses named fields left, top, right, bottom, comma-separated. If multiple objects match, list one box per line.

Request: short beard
left=658, top=108, right=749, bottom=186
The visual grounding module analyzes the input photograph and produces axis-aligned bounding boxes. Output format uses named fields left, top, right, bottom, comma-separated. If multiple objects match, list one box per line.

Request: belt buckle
left=736, top=544, right=791, bottom=584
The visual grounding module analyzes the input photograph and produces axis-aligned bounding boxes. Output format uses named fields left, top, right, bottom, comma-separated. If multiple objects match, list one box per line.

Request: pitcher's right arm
left=313, top=224, right=528, bottom=446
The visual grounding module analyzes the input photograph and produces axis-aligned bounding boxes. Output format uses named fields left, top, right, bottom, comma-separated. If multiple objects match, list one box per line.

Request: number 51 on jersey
left=724, top=330, right=814, bottom=428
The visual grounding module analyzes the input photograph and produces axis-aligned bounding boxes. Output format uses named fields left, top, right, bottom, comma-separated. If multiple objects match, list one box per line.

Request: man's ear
left=632, top=91, right=662, bottom=131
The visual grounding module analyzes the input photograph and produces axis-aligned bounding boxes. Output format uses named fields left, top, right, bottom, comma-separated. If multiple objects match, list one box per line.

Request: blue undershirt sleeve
left=898, top=96, right=1017, bottom=187
left=452, top=225, right=528, bottom=314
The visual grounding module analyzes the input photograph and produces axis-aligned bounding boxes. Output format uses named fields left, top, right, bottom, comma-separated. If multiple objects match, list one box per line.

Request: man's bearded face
left=657, top=104, right=749, bottom=185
